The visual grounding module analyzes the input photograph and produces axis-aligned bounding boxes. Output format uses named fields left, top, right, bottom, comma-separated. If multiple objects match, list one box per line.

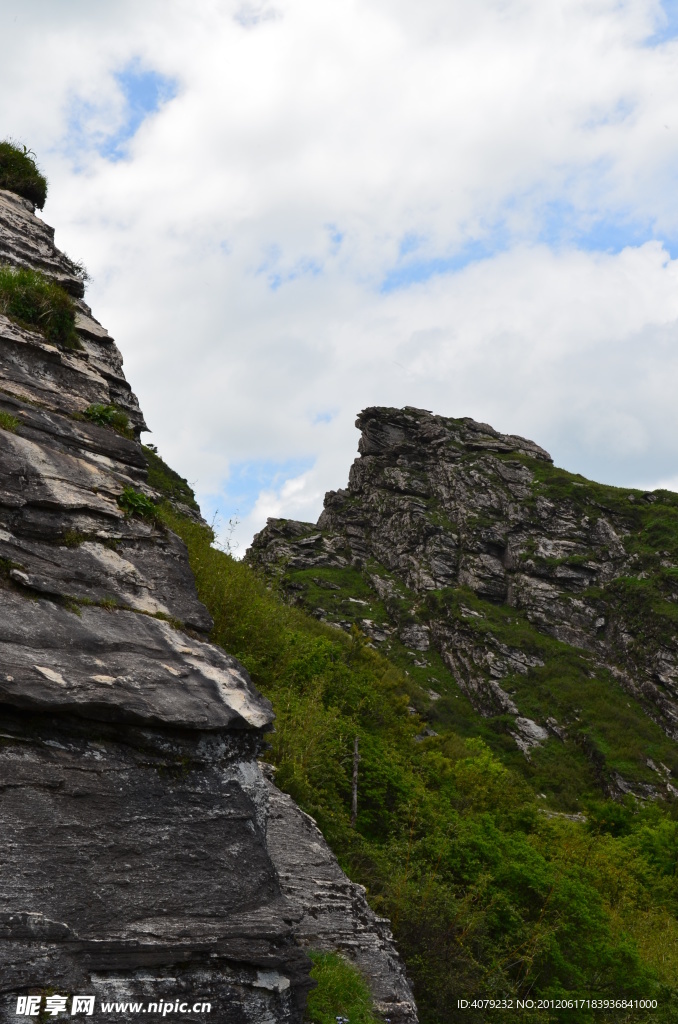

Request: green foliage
left=0, top=140, right=48, bottom=209
left=161, top=506, right=678, bottom=1024
left=83, top=403, right=132, bottom=437
left=0, top=410, right=19, bottom=432
left=0, top=265, right=80, bottom=349
left=283, top=561, right=678, bottom=806
left=118, top=486, right=157, bottom=521
left=305, top=952, right=380, bottom=1024
left=142, top=445, right=200, bottom=511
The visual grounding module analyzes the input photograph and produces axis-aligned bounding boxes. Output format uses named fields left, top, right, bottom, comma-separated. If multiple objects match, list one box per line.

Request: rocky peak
left=248, top=406, right=678, bottom=805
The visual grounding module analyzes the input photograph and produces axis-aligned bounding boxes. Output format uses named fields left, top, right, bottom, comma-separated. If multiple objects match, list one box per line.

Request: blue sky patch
left=380, top=237, right=502, bottom=292
left=379, top=195, right=678, bottom=293
left=66, top=63, right=177, bottom=163
left=258, top=248, right=324, bottom=290
left=537, top=199, right=667, bottom=254
left=645, top=1, right=678, bottom=45
left=206, top=456, right=315, bottom=523
left=102, top=65, right=177, bottom=161
left=326, top=224, right=344, bottom=253
left=539, top=199, right=678, bottom=259
left=312, top=410, right=337, bottom=424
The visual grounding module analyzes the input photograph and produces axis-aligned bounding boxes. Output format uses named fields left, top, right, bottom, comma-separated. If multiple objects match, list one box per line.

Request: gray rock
left=246, top=404, right=678, bottom=770
left=0, top=191, right=417, bottom=1020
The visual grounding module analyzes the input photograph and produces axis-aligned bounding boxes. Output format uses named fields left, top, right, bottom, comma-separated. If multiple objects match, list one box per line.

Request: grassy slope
left=154, top=492, right=678, bottom=1024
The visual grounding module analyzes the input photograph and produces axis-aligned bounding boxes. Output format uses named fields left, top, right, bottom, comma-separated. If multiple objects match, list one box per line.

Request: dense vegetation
left=154, top=489, right=678, bottom=1024
left=0, top=265, right=80, bottom=348
left=0, top=140, right=48, bottom=209
left=271, top=451, right=678, bottom=812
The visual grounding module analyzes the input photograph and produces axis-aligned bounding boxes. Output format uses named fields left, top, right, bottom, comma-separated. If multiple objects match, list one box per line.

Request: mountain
left=4, top=145, right=677, bottom=1024
left=247, top=405, right=678, bottom=807
left=0, top=183, right=416, bottom=1024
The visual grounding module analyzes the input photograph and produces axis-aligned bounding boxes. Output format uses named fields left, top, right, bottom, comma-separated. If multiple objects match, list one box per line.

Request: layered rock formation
left=0, top=192, right=417, bottom=1023
left=248, top=406, right=678, bottom=800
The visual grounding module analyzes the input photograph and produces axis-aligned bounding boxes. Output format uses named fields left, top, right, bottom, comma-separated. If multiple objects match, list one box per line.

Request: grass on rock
left=0, top=410, right=19, bottom=432
left=0, top=140, right=48, bottom=209
left=305, top=952, right=380, bottom=1024
left=143, top=445, right=200, bottom=512
left=83, top=403, right=133, bottom=438
left=0, top=265, right=80, bottom=349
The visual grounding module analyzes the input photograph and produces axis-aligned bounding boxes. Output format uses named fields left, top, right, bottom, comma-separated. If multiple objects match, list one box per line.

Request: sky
left=2, top=0, right=678, bottom=553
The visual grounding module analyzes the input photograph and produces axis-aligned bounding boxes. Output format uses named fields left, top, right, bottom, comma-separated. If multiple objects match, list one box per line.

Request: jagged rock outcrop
left=248, top=406, right=678, bottom=799
left=0, top=192, right=417, bottom=1023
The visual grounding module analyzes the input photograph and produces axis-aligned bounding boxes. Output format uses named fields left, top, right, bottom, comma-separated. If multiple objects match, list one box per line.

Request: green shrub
left=84, top=403, right=132, bottom=438
left=305, top=952, right=380, bottom=1024
left=0, top=410, right=19, bottom=432
left=0, top=140, right=48, bottom=209
left=0, top=265, right=80, bottom=349
left=118, top=486, right=157, bottom=520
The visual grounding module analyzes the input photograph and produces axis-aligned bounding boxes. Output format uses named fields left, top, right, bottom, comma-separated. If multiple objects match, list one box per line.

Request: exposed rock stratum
left=0, top=191, right=417, bottom=1024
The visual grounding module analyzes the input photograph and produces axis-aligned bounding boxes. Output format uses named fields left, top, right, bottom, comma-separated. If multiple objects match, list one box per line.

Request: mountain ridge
left=247, top=404, right=678, bottom=806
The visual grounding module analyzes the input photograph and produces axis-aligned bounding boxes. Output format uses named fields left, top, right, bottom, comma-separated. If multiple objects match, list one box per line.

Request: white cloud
left=2, top=0, right=678, bottom=552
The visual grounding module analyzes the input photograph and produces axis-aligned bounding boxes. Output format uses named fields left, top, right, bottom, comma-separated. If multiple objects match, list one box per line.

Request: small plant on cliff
left=83, top=403, right=133, bottom=438
left=118, top=485, right=158, bottom=520
left=0, top=140, right=48, bottom=209
left=305, top=952, right=380, bottom=1024
left=0, top=265, right=80, bottom=349
left=0, top=410, right=19, bottom=432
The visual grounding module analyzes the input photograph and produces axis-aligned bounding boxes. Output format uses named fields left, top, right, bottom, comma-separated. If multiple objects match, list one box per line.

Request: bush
left=0, top=410, right=19, bottom=432
left=0, top=265, right=80, bottom=349
left=0, top=141, right=48, bottom=209
left=84, top=403, right=133, bottom=438
left=118, top=486, right=157, bottom=520
left=305, top=952, right=380, bottom=1024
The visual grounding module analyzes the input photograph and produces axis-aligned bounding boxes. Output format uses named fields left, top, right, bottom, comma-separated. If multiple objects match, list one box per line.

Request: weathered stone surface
left=0, top=711, right=308, bottom=1023
left=0, top=591, right=270, bottom=729
left=0, top=192, right=417, bottom=1019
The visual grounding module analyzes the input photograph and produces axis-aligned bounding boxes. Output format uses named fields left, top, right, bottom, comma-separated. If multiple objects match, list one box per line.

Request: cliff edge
left=0, top=191, right=417, bottom=1024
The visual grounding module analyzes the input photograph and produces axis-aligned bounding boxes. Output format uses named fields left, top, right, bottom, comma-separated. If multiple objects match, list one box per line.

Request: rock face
left=247, top=406, right=678, bottom=800
left=0, top=192, right=417, bottom=1023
